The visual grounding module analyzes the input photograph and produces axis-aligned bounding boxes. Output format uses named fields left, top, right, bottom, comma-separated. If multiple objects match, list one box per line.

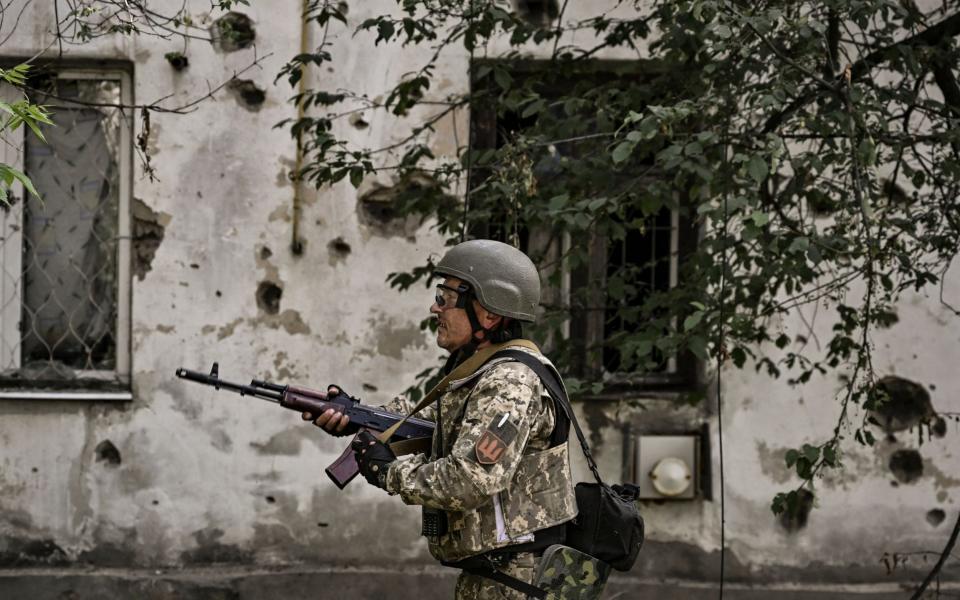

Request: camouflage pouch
left=533, top=544, right=610, bottom=600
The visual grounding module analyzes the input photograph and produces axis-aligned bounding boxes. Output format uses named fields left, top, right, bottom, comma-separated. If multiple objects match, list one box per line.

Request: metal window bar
left=602, top=206, right=680, bottom=374
left=0, top=70, right=131, bottom=394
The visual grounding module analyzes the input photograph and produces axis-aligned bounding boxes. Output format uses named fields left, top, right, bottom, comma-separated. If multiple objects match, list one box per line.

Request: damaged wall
left=0, top=0, right=958, bottom=598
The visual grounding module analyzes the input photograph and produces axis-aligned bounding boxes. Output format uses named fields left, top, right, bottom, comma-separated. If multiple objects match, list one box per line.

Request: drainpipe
left=291, top=0, right=309, bottom=255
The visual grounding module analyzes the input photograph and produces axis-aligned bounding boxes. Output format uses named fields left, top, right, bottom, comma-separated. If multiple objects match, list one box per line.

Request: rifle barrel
left=175, top=367, right=284, bottom=402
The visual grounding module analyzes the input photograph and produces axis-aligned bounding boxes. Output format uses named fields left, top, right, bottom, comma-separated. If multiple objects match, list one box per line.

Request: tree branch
left=910, top=510, right=960, bottom=600
left=763, top=11, right=960, bottom=134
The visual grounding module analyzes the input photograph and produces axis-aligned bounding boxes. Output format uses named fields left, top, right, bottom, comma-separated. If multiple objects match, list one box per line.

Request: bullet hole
left=317, top=522, right=329, bottom=527
left=190, top=263, right=200, bottom=269
left=357, top=172, right=454, bottom=237
left=515, top=0, right=559, bottom=24
left=328, top=237, right=351, bottom=257
left=227, top=79, right=266, bottom=111
left=256, top=282, right=282, bottom=315
left=292, top=238, right=305, bottom=256
left=164, top=52, right=189, bottom=71
left=882, top=178, right=916, bottom=206
left=95, top=440, right=122, bottom=467
left=362, top=383, right=378, bottom=392
left=927, top=509, right=946, bottom=527
left=265, top=496, right=276, bottom=504
left=212, top=12, right=255, bottom=52
left=873, top=308, right=899, bottom=329
left=260, top=247, right=273, bottom=260
left=869, top=376, right=936, bottom=433
left=132, top=198, right=168, bottom=281
left=152, top=500, right=159, bottom=506
left=349, top=112, right=369, bottom=129
left=31, top=467, right=37, bottom=473
left=778, top=489, right=814, bottom=533
left=931, top=417, right=947, bottom=438
left=215, top=290, right=222, bottom=298
left=889, top=449, right=923, bottom=484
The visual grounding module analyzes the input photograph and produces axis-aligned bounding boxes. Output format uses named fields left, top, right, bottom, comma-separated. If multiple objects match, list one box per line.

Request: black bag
left=492, top=350, right=645, bottom=572
left=566, top=482, right=644, bottom=571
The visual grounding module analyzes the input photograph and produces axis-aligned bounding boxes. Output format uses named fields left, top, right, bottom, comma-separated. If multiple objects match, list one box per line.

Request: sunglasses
left=435, top=283, right=470, bottom=309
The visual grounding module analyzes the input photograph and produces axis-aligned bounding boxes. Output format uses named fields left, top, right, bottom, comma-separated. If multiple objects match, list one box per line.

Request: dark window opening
left=468, top=62, right=699, bottom=389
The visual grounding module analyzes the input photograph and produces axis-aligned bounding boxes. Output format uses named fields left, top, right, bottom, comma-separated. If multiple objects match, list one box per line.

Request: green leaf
left=611, top=141, right=635, bottom=164
left=747, top=155, right=768, bottom=184
left=788, top=236, right=809, bottom=253
left=785, top=449, right=799, bottom=468
left=683, top=311, right=704, bottom=331
left=687, top=335, right=707, bottom=360
left=771, top=492, right=787, bottom=515
left=547, top=194, right=569, bottom=212
left=750, top=210, right=769, bottom=226
left=376, top=20, right=395, bottom=44
left=823, top=445, right=838, bottom=467
left=493, top=67, right=512, bottom=90
left=0, top=164, right=39, bottom=198
left=521, top=98, right=545, bottom=118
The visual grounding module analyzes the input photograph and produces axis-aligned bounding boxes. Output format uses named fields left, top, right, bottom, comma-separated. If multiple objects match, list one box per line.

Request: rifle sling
left=380, top=339, right=541, bottom=448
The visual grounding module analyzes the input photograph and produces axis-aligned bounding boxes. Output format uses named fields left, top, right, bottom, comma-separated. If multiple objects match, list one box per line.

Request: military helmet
left=435, top=239, right=541, bottom=322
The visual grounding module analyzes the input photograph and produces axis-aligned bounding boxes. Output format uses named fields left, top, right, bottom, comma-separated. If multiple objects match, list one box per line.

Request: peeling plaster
left=268, top=204, right=291, bottom=222
left=261, top=310, right=311, bottom=336
left=131, top=198, right=171, bottom=281
left=217, top=318, right=245, bottom=340
left=370, top=315, right=427, bottom=360
left=925, top=459, right=960, bottom=493
left=755, top=441, right=792, bottom=484
left=249, top=427, right=317, bottom=456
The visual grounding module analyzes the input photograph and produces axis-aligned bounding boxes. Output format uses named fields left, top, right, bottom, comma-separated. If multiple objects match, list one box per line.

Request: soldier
left=307, top=239, right=577, bottom=599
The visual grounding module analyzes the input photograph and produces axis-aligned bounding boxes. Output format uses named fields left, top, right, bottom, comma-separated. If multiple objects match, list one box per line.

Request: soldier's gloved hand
left=351, top=430, right=396, bottom=489
left=302, top=385, right=355, bottom=437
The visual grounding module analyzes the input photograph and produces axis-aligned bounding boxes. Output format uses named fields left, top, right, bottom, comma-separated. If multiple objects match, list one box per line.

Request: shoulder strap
left=490, top=350, right=605, bottom=486
left=378, top=339, right=541, bottom=445
left=441, top=558, right=546, bottom=599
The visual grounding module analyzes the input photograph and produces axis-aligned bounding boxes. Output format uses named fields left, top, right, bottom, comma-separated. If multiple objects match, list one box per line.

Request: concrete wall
left=0, top=1, right=957, bottom=598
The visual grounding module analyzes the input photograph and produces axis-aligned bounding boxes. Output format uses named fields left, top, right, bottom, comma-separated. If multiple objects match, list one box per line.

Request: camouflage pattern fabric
left=381, top=347, right=578, bottom=562
left=453, top=552, right=538, bottom=600
left=534, top=545, right=610, bottom=600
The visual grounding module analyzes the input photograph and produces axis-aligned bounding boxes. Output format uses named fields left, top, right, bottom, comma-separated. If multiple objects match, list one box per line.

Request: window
left=469, top=62, right=698, bottom=390
left=0, top=68, right=132, bottom=399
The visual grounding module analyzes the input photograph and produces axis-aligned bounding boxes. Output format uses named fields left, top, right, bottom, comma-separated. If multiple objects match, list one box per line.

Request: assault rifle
left=175, top=363, right=434, bottom=489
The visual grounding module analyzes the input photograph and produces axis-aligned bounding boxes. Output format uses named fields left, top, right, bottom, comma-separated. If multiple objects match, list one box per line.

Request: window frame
left=0, top=66, right=133, bottom=401
left=468, top=59, right=702, bottom=393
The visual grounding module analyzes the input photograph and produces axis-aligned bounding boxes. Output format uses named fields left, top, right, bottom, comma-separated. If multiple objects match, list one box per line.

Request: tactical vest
left=425, top=349, right=578, bottom=562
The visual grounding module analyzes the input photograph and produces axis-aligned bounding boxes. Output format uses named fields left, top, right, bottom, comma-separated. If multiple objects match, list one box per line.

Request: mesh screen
left=0, top=77, right=122, bottom=381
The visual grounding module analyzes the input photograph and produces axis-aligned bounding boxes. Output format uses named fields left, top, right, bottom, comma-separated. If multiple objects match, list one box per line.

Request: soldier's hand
left=352, top=430, right=396, bottom=489
left=301, top=386, right=352, bottom=436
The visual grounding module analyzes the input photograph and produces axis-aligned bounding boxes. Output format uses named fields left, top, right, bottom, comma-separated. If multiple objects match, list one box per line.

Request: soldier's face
left=431, top=277, right=473, bottom=351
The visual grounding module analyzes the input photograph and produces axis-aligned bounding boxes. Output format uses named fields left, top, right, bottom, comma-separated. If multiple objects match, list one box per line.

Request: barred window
left=470, top=62, right=698, bottom=390
left=0, top=69, right=132, bottom=399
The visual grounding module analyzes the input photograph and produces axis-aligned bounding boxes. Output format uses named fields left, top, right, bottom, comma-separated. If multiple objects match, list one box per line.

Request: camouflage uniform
left=382, top=347, right=577, bottom=597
